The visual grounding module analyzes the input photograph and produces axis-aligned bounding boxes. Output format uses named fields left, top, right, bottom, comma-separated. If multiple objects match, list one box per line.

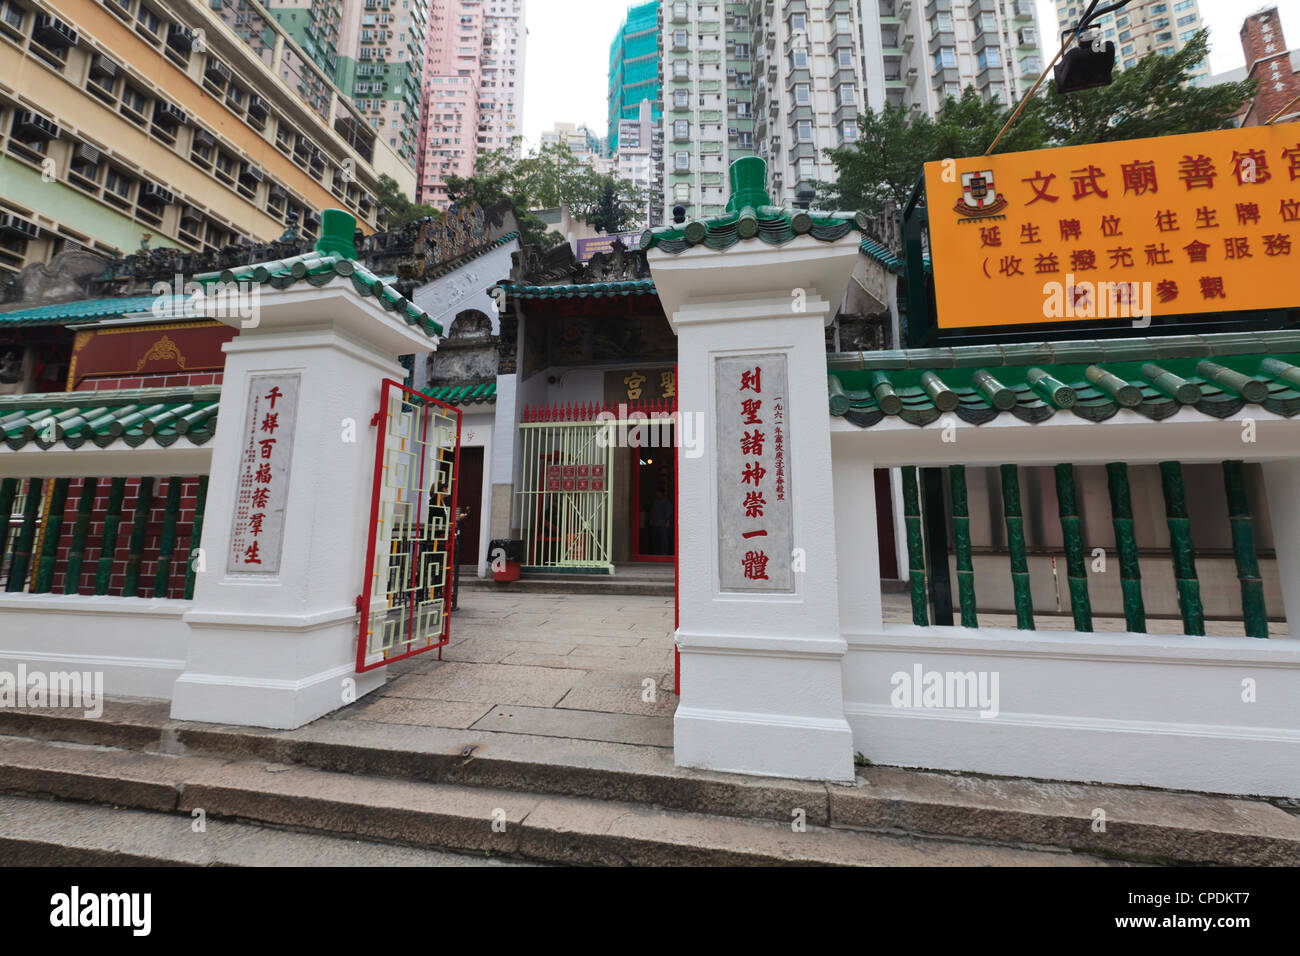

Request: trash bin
left=489, top=538, right=523, bottom=582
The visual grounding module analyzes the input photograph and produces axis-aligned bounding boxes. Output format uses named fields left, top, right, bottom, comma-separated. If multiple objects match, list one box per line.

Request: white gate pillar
left=649, top=161, right=861, bottom=780
left=172, top=212, right=441, bottom=729
left=1262, top=459, right=1300, bottom=641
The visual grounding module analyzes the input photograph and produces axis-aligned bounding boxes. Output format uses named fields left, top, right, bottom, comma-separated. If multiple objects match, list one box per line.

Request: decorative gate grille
left=356, top=379, right=460, bottom=672
left=517, top=405, right=617, bottom=572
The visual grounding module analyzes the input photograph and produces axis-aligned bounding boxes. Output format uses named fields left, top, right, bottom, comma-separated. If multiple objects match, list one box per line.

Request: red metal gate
left=356, top=379, right=461, bottom=672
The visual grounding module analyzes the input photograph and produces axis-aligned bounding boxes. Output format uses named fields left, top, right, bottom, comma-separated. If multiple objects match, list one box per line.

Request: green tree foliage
left=445, top=140, right=647, bottom=249
left=820, top=31, right=1255, bottom=216
left=375, top=174, right=442, bottom=230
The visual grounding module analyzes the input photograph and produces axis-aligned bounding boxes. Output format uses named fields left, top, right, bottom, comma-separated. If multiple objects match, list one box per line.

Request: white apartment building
left=615, top=100, right=666, bottom=226
left=662, top=0, right=1046, bottom=219
left=859, top=0, right=1046, bottom=115
left=480, top=0, right=526, bottom=157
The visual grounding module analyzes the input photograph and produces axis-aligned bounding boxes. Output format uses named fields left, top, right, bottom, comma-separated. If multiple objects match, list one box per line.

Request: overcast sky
left=520, top=0, right=1300, bottom=151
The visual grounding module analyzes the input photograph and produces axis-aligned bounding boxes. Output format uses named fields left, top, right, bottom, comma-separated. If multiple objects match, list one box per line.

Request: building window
left=836, top=83, right=856, bottom=107
left=791, top=48, right=807, bottom=69
left=841, top=122, right=858, bottom=143
left=932, top=12, right=952, bottom=32
left=674, top=88, right=689, bottom=107
left=673, top=119, right=689, bottom=138
left=837, top=49, right=853, bottom=68
left=796, top=120, right=812, bottom=142
left=790, top=13, right=806, bottom=32
left=674, top=150, right=689, bottom=170
left=673, top=59, right=688, bottom=78
left=934, top=47, right=956, bottom=70
left=977, top=47, right=1001, bottom=71
left=794, top=83, right=810, bottom=104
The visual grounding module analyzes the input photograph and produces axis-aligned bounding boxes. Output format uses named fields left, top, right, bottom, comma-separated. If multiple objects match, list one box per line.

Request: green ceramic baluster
left=184, top=475, right=209, bottom=601
left=33, top=477, right=70, bottom=593
left=1105, top=462, right=1146, bottom=632
left=1054, top=463, right=1093, bottom=632
left=1000, top=464, right=1035, bottom=630
left=949, top=464, right=977, bottom=627
left=901, top=465, right=928, bottom=626
left=1222, top=460, right=1268, bottom=638
left=6, top=478, right=42, bottom=592
left=1159, top=460, right=1205, bottom=636
left=153, top=477, right=184, bottom=598
left=94, top=478, right=127, bottom=595
left=122, top=477, right=155, bottom=598
left=62, top=478, right=98, bottom=595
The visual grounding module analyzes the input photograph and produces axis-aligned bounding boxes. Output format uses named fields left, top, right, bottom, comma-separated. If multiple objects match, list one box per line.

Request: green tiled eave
left=642, top=206, right=871, bottom=255
left=421, top=382, right=497, bottom=406
left=495, top=280, right=656, bottom=300
left=0, top=386, right=221, bottom=450
left=193, top=250, right=444, bottom=338
left=0, top=295, right=193, bottom=327
left=827, top=330, right=1300, bottom=428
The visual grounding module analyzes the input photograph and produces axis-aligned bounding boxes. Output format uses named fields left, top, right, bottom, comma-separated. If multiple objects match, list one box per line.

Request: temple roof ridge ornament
left=640, top=156, right=878, bottom=255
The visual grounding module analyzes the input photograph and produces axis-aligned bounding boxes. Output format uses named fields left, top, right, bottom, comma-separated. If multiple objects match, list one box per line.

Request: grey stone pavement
left=332, top=585, right=1281, bottom=749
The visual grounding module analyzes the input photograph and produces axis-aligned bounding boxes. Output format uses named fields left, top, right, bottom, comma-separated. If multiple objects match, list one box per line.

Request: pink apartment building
left=417, top=0, right=525, bottom=206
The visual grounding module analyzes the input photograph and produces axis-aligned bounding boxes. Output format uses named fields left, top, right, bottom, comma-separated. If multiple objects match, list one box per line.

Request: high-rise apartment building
left=478, top=0, right=525, bottom=156
left=861, top=0, right=1045, bottom=116
left=0, top=0, right=397, bottom=279
left=614, top=100, right=665, bottom=227
left=1052, top=0, right=1208, bottom=84
left=417, top=0, right=484, bottom=206
left=415, top=0, right=524, bottom=206
left=662, top=0, right=1043, bottom=219
left=609, top=1, right=662, bottom=153
left=265, top=0, right=429, bottom=167
left=661, top=1, right=758, bottom=219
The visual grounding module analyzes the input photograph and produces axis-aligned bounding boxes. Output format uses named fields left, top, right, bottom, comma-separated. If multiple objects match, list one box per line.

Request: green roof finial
left=725, top=156, right=771, bottom=213
left=315, top=208, right=358, bottom=260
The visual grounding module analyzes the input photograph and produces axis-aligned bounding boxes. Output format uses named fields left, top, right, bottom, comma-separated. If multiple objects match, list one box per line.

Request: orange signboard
left=924, top=124, right=1300, bottom=328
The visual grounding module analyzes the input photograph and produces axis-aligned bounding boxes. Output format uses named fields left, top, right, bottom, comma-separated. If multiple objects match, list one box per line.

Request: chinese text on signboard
left=716, top=354, right=793, bottom=593
left=924, top=124, right=1300, bottom=327
left=228, top=374, right=299, bottom=574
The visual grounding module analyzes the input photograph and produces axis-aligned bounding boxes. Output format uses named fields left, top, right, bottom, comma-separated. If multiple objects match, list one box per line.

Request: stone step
left=0, top=737, right=1114, bottom=866
left=457, top=574, right=675, bottom=597
left=2, top=702, right=1297, bottom=864
left=0, top=794, right=535, bottom=867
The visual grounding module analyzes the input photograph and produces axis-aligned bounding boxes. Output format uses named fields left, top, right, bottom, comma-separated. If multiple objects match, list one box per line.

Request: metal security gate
left=356, top=379, right=460, bottom=672
left=517, top=405, right=615, bottom=572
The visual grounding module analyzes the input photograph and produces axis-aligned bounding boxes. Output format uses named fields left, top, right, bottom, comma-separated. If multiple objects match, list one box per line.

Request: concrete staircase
left=1, top=701, right=1297, bottom=866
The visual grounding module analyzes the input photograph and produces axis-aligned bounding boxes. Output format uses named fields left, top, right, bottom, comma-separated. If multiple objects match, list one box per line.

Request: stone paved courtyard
left=330, top=583, right=1283, bottom=749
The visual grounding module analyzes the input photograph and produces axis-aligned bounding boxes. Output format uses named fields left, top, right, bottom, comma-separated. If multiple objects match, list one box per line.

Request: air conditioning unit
left=1019, top=27, right=1037, bottom=46
left=14, top=111, right=59, bottom=140
left=90, top=53, right=118, bottom=78
left=154, top=101, right=188, bottom=127
left=167, top=23, right=195, bottom=51
left=75, top=143, right=100, bottom=165
left=140, top=182, right=175, bottom=205
left=247, top=95, right=268, bottom=119
left=193, top=127, right=216, bottom=148
left=0, top=213, right=40, bottom=240
left=33, top=14, right=78, bottom=48
left=205, top=58, right=233, bottom=84
left=240, top=165, right=265, bottom=184
left=304, top=211, right=321, bottom=228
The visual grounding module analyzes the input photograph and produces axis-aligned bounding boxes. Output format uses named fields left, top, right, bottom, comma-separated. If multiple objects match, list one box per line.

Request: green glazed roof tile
left=420, top=382, right=497, bottom=406
left=0, top=386, right=220, bottom=450
left=829, top=331, right=1300, bottom=429
left=0, top=294, right=193, bottom=327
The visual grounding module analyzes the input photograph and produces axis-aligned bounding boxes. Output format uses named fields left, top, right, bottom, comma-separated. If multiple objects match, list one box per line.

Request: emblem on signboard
left=954, top=170, right=1008, bottom=220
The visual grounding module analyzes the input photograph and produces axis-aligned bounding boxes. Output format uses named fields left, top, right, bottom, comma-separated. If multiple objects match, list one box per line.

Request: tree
left=445, top=140, right=647, bottom=249
left=1034, top=31, right=1255, bottom=146
left=375, top=174, right=441, bottom=230
left=820, top=31, right=1255, bottom=216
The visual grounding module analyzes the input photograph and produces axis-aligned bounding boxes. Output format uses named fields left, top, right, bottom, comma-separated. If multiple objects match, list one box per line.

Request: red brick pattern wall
left=28, top=475, right=206, bottom=600
left=1240, top=8, right=1300, bottom=127
left=74, top=371, right=224, bottom=391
